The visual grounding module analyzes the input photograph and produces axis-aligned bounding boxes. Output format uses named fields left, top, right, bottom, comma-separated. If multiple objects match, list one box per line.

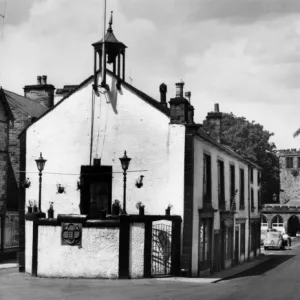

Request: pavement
left=0, top=239, right=299, bottom=299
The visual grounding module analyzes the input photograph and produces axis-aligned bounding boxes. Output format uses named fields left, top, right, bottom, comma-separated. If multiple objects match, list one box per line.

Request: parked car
left=264, top=231, right=284, bottom=250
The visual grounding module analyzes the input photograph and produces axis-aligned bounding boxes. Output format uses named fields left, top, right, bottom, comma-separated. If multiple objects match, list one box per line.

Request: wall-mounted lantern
left=57, top=184, right=66, bottom=194
left=135, top=175, right=144, bottom=188
left=35, top=152, right=47, bottom=212
left=22, top=178, right=31, bottom=189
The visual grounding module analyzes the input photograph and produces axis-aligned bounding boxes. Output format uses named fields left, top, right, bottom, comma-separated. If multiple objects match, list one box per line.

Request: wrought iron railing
left=151, top=223, right=172, bottom=276
left=4, top=212, right=19, bottom=249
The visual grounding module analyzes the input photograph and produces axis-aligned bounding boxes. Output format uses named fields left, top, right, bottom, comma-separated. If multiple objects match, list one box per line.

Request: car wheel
left=264, top=247, right=268, bottom=250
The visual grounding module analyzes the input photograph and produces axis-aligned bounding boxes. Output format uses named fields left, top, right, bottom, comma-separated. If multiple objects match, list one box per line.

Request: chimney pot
left=37, top=76, right=42, bottom=85
left=185, top=91, right=191, bottom=103
left=41, top=75, right=47, bottom=85
left=214, top=103, right=219, bottom=112
left=93, top=158, right=101, bottom=166
left=159, top=83, right=167, bottom=107
left=175, top=81, right=184, bottom=97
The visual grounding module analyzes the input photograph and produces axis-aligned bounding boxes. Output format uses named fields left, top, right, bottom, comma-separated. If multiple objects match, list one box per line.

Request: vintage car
left=264, top=231, right=285, bottom=250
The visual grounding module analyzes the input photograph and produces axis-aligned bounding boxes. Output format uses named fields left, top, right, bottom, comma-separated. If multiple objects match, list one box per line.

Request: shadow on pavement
left=221, top=255, right=295, bottom=281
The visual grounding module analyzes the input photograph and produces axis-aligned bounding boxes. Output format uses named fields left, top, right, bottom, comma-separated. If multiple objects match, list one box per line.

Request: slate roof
left=3, top=89, right=48, bottom=118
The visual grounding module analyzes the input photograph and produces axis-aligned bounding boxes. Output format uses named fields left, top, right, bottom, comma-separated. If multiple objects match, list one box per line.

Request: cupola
left=92, top=11, right=127, bottom=92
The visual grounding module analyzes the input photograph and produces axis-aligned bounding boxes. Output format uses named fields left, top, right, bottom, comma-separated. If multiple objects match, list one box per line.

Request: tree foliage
left=203, top=112, right=280, bottom=203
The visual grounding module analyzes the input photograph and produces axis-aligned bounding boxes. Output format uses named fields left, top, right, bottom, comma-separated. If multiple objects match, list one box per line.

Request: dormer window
left=286, top=157, right=293, bottom=169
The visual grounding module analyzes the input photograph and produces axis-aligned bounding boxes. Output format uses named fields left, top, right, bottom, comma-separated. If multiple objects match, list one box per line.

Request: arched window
left=272, top=215, right=284, bottom=229
left=261, top=215, right=268, bottom=227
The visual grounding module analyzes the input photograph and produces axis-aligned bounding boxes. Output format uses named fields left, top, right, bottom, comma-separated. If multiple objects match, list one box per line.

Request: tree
left=203, top=112, right=280, bottom=204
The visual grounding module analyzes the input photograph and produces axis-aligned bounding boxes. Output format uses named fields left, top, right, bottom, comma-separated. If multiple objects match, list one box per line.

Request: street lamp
left=119, top=151, right=131, bottom=214
left=35, top=153, right=47, bottom=212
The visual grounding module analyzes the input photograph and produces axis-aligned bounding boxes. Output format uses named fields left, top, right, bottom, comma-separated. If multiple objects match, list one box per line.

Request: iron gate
left=151, top=223, right=172, bottom=276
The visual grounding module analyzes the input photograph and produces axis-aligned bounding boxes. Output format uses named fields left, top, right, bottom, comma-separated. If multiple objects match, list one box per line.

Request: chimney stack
left=185, top=91, right=194, bottom=124
left=169, top=81, right=189, bottom=124
left=159, top=83, right=168, bottom=108
left=175, top=81, right=184, bottom=97
left=185, top=91, right=191, bottom=103
left=37, top=76, right=42, bottom=85
left=205, top=103, right=223, bottom=143
left=41, top=75, right=47, bottom=85
left=24, top=75, right=55, bottom=108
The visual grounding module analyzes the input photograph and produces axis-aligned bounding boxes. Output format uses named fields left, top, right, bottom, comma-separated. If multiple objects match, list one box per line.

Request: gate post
left=171, top=218, right=181, bottom=276
left=143, top=220, right=152, bottom=278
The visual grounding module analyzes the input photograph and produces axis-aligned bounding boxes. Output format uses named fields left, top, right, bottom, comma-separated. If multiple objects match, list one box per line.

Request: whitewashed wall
left=129, top=223, right=145, bottom=278
left=25, top=73, right=186, bottom=217
left=191, top=135, right=257, bottom=275
left=37, top=225, right=119, bottom=278
left=25, top=220, right=33, bottom=274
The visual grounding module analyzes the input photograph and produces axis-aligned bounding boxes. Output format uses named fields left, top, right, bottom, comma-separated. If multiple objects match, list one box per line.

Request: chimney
left=41, top=75, right=47, bottom=85
left=159, top=83, right=167, bottom=108
left=205, top=103, right=222, bottom=143
left=185, top=91, right=194, bottom=124
left=24, top=75, right=55, bottom=109
left=169, top=81, right=189, bottom=124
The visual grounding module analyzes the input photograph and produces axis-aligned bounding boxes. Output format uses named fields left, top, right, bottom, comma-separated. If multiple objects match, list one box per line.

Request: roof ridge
left=4, top=89, right=48, bottom=107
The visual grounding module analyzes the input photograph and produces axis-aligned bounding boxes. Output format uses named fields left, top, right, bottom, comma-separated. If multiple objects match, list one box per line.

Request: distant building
left=261, top=149, right=300, bottom=236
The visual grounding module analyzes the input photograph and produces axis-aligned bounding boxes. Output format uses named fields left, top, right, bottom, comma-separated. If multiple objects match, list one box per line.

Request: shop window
left=199, top=218, right=212, bottom=270
left=240, top=223, right=245, bottom=255
left=203, top=154, right=212, bottom=204
left=239, top=169, right=245, bottom=209
left=218, top=160, right=225, bottom=209
left=286, top=157, right=293, bottom=169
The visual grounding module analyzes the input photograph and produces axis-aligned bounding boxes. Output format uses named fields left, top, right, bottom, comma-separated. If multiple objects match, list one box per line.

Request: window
left=225, top=226, right=233, bottom=260
left=258, top=190, right=262, bottom=209
left=240, top=223, right=245, bottom=255
left=218, top=160, right=225, bottom=209
left=261, top=215, right=268, bottom=228
left=250, top=168, right=253, bottom=183
left=199, top=218, right=212, bottom=270
left=298, top=157, right=300, bottom=169
left=230, top=164, right=236, bottom=209
left=286, top=157, right=293, bottom=169
left=251, top=188, right=254, bottom=211
left=239, top=169, right=245, bottom=209
left=272, top=215, right=284, bottom=229
left=257, top=171, right=261, bottom=185
left=203, top=154, right=212, bottom=203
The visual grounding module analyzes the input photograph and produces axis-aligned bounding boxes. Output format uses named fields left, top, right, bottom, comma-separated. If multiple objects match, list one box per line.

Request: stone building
left=0, top=86, right=48, bottom=256
left=21, top=18, right=262, bottom=278
left=261, top=149, right=300, bottom=236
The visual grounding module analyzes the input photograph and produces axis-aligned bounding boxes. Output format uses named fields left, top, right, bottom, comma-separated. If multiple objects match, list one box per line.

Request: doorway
left=288, top=215, right=300, bottom=236
left=235, top=226, right=239, bottom=265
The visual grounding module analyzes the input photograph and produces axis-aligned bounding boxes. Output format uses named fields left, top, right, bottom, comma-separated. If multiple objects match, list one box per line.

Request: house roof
left=3, top=89, right=48, bottom=118
left=19, top=70, right=170, bottom=137
left=193, top=125, right=262, bottom=170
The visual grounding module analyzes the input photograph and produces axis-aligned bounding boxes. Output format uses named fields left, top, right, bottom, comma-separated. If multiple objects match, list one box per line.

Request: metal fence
left=151, top=223, right=172, bottom=276
left=4, top=212, right=19, bottom=249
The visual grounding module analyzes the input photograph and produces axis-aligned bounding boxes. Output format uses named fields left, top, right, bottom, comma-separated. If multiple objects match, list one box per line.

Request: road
left=1, top=242, right=300, bottom=300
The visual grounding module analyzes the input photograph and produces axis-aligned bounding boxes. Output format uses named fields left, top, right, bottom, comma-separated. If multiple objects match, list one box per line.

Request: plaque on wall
left=61, top=223, right=82, bottom=246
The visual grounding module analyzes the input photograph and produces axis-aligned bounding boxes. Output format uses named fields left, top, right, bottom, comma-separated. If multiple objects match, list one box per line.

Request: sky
left=1, top=0, right=300, bottom=149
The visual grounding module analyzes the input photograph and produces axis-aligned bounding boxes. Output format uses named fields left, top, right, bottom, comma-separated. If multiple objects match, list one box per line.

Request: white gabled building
left=20, top=18, right=262, bottom=278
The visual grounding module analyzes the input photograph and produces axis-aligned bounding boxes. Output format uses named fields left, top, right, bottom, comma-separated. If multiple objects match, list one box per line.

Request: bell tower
left=92, top=12, right=127, bottom=91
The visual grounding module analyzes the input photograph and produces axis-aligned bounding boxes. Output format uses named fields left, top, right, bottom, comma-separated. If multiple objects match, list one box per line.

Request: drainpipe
left=248, top=165, right=251, bottom=261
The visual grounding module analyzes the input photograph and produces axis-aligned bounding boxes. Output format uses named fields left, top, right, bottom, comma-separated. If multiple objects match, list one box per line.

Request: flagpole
left=101, top=0, right=107, bottom=87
